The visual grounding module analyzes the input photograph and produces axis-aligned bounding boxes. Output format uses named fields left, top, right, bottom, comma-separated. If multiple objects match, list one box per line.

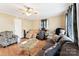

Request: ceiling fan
left=18, top=5, right=38, bottom=16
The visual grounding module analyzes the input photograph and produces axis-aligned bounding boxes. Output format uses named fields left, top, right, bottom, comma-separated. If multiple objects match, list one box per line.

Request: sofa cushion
left=0, top=31, right=13, bottom=39
left=0, top=32, right=6, bottom=38
left=60, top=43, right=78, bottom=56
left=0, top=31, right=18, bottom=47
left=6, top=31, right=13, bottom=39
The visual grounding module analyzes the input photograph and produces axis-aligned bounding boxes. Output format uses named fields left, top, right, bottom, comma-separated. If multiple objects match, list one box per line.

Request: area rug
left=20, top=38, right=38, bottom=50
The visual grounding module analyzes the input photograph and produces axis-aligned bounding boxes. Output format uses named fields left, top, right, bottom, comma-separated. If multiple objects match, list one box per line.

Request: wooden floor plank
left=0, top=39, right=47, bottom=56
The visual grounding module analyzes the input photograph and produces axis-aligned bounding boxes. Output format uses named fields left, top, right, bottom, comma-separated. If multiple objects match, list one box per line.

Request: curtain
left=73, top=3, right=78, bottom=45
left=67, top=5, right=74, bottom=41
left=66, top=3, right=78, bottom=45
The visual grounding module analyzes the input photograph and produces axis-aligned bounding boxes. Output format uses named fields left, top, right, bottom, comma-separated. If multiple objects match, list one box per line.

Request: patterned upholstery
left=60, top=42, right=78, bottom=56
left=20, top=38, right=38, bottom=50
left=0, top=31, right=18, bottom=47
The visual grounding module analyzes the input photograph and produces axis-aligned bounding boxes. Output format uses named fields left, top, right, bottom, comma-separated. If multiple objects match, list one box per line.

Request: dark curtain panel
left=73, top=3, right=78, bottom=46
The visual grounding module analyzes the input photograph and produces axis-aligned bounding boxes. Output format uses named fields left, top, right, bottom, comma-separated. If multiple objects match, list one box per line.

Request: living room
left=0, top=3, right=79, bottom=56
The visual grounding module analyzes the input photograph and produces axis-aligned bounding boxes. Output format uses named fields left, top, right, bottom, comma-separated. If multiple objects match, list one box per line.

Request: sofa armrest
left=0, top=36, right=4, bottom=40
left=12, top=35, right=18, bottom=38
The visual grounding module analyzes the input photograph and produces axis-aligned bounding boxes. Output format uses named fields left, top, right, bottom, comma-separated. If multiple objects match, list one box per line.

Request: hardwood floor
left=0, top=44, right=22, bottom=56
left=0, top=39, right=78, bottom=56
left=0, top=39, right=47, bottom=56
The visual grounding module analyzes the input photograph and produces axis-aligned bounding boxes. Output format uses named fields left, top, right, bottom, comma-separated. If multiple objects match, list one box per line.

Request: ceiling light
left=18, top=5, right=38, bottom=16
left=25, top=12, right=32, bottom=16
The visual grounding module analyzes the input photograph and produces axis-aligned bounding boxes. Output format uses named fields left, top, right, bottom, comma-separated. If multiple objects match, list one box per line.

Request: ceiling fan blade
left=34, top=11, right=38, bottom=14
left=18, top=8, right=25, bottom=11
left=17, top=5, right=38, bottom=16
left=23, top=5, right=30, bottom=10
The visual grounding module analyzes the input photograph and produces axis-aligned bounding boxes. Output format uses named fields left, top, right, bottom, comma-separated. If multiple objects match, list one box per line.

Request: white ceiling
left=0, top=3, right=70, bottom=20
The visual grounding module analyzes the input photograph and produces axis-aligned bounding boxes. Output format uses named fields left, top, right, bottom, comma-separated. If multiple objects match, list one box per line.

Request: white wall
left=14, top=18, right=23, bottom=38
left=0, top=13, right=15, bottom=32
left=48, top=15, right=65, bottom=31
left=0, top=12, right=33, bottom=38
left=0, top=12, right=65, bottom=39
left=22, top=19, right=32, bottom=32
left=30, top=14, right=65, bottom=32
left=31, top=20, right=40, bottom=30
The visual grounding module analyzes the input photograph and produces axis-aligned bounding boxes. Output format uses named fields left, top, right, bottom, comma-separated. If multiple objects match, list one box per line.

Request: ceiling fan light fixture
left=18, top=5, right=38, bottom=16
left=28, top=8, right=33, bottom=12
left=25, top=12, right=32, bottom=16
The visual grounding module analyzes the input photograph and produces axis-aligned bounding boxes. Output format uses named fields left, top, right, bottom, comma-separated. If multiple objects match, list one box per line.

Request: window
left=66, top=5, right=74, bottom=40
left=66, top=3, right=78, bottom=45
left=40, top=19, right=48, bottom=29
